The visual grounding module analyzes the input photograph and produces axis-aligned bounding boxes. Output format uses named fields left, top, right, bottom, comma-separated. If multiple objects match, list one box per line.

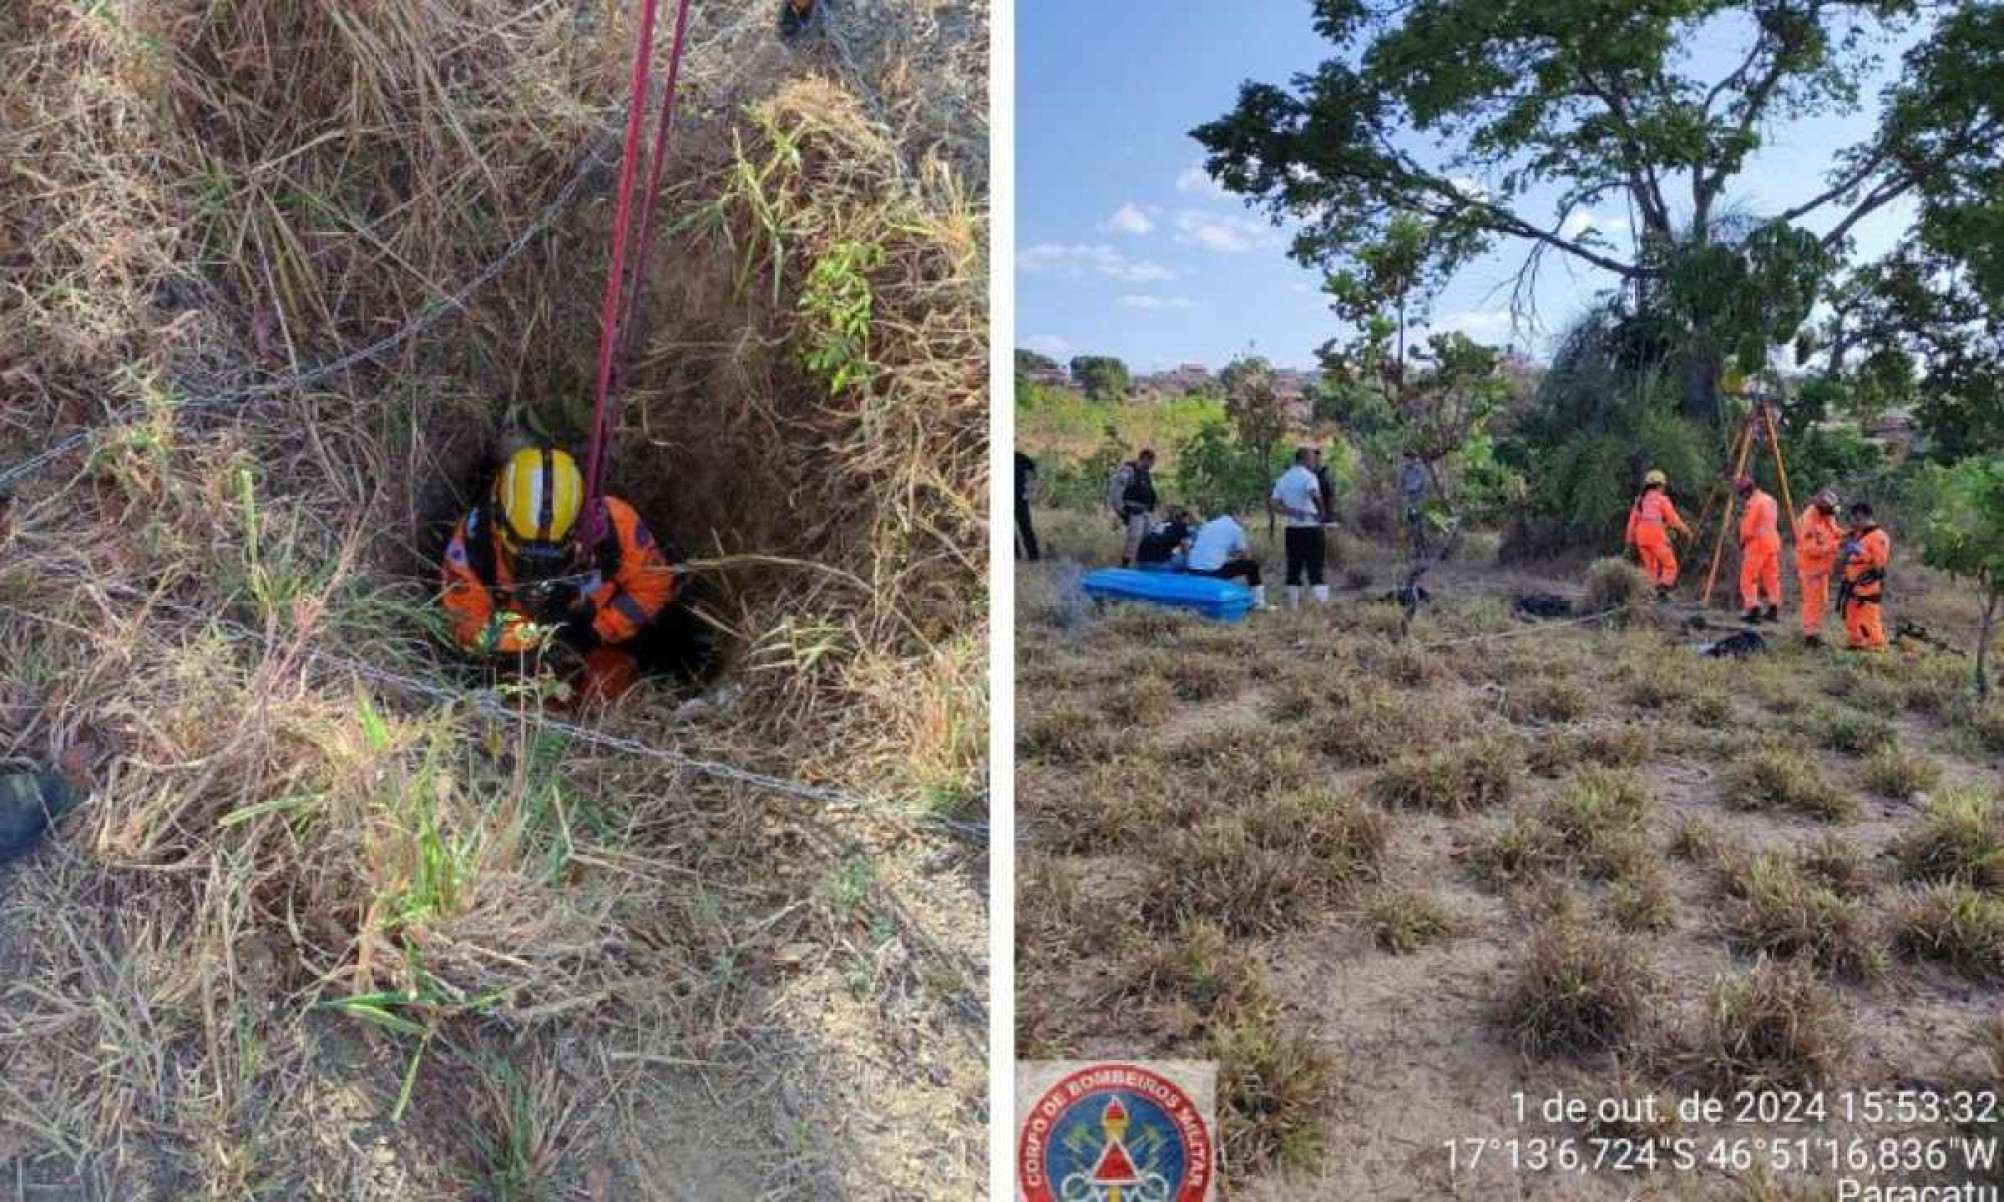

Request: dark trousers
left=1014, top=500, right=1040, bottom=561
left=1283, top=526, right=1325, bottom=586
left=1195, top=559, right=1261, bottom=586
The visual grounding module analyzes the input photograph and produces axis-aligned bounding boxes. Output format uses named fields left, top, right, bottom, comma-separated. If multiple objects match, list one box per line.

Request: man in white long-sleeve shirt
left=1185, top=510, right=1267, bottom=610
left=1269, top=447, right=1328, bottom=609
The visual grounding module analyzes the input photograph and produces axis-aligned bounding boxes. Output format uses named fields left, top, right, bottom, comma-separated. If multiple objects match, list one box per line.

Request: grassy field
left=0, top=2, right=987, bottom=1198
left=1018, top=505, right=2004, bottom=1199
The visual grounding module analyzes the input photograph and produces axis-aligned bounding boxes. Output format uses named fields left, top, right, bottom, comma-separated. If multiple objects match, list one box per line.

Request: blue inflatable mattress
left=1080, top=568, right=1254, bottom=623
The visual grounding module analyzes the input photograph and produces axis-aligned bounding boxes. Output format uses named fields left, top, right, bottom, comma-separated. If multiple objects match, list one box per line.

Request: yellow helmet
left=1643, top=469, right=1667, bottom=488
left=493, top=447, right=585, bottom=547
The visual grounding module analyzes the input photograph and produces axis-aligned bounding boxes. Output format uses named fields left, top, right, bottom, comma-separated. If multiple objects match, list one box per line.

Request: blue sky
left=1017, top=1, right=1927, bottom=372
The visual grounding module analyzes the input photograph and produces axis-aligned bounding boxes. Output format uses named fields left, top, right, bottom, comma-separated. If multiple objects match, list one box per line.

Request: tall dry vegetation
left=1, top=1, right=987, bottom=1196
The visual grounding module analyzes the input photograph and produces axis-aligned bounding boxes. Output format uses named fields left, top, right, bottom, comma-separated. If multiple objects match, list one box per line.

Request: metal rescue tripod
left=1696, top=377, right=1798, bottom=610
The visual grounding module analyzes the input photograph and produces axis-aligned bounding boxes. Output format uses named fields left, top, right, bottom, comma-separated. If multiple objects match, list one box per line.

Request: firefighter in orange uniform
left=1840, top=501, right=1891, bottom=651
left=1794, top=488, right=1844, bottom=646
left=1625, top=469, right=1692, bottom=598
left=441, top=447, right=679, bottom=704
left=1735, top=475, right=1782, bottom=624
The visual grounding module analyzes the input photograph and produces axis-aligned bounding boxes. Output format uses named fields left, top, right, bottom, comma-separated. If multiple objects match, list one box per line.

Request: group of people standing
left=1624, top=470, right=1891, bottom=650
left=1096, top=444, right=1372, bottom=612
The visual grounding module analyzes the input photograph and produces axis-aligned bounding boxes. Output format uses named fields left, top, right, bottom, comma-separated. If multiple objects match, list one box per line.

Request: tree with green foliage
left=1192, top=1, right=2004, bottom=420
left=1824, top=243, right=2004, bottom=462
left=1920, top=456, right=2004, bottom=699
left=1068, top=355, right=1130, bottom=403
left=1219, top=354, right=1288, bottom=478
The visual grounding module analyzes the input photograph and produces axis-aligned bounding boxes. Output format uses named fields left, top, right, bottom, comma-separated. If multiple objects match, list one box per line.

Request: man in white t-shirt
left=1185, top=510, right=1266, bottom=610
left=1268, top=447, right=1328, bottom=609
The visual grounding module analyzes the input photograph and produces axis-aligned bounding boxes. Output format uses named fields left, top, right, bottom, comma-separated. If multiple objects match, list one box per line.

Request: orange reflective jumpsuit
left=1795, top=505, right=1843, bottom=638
left=1738, top=488, right=1782, bottom=613
left=1843, top=524, right=1890, bottom=650
left=1625, top=490, right=1691, bottom=588
left=441, top=496, right=678, bottom=703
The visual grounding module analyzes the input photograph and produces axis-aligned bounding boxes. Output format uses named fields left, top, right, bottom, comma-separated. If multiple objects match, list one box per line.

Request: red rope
left=580, top=0, right=693, bottom=548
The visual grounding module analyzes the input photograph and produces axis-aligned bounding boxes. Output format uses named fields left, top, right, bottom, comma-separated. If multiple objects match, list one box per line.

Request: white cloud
left=1024, top=334, right=1072, bottom=358
left=1018, top=242, right=1176, bottom=283
left=1448, top=175, right=1491, bottom=204
left=1099, top=202, right=1156, bottom=236
left=1120, top=295, right=1197, bottom=310
left=1435, top=309, right=1517, bottom=342
left=1170, top=209, right=1280, bottom=254
left=1176, top=164, right=1228, bottom=197
left=1558, top=211, right=1630, bottom=241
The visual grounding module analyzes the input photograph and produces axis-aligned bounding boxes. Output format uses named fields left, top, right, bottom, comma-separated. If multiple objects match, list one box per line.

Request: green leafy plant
left=797, top=239, right=885, bottom=396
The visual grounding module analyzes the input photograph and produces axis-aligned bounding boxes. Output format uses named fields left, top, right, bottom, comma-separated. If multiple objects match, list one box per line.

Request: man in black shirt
left=1014, top=451, right=1041, bottom=561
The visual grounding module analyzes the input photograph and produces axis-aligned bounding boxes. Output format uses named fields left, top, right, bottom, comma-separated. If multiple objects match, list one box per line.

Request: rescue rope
left=580, top=0, right=695, bottom=550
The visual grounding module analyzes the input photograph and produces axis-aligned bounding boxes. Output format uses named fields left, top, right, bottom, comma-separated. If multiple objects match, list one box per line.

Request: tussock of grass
left=1584, top=557, right=1655, bottom=621
left=1721, top=748, right=1851, bottom=820
left=1820, top=710, right=1897, bottom=756
left=1826, top=660, right=1907, bottom=715
left=1372, top=735, right=1522, bottom=814
left=1891, top=790, right=2004, bottom=889
left=1124, top=918, right=1272, bottom=1033
left=1168, top=653, right=1250, bottom=703
left=1669, top=818, right=1738, bottom=866
left=1100, top=674, right=1178, bottom=728
left=1964, top=703, right=2004, bottom=754
left=1798, top=834, right=1874, bottom=898
left=1901, top=656, right=1970, bottom=717
left=1608, top=864, right=1679, bottom=932
left=1166, top=722, right=1317, bottom=796
left=1862, top=744, right=1943, bottom=800
left=1141, top=790, right=1386, bottom=936
left=1505, top=678, right=1591, bottom=724
left=1527, top=723, right=1657, bottom=777
left=1698, top=959, right=1850, bottom=1089
left=1317, top=686, right=1473, bottom=767
left=1209, top=1002, right=1335, bottom=1174
left=1018, top=699, right=1122, bottom=765
left=1684, top=689, right=1733, bottom=728
left=1501, top=915, right=1660, bottom=1059
left=1890, top=884, right=2004, bottom=980
left=1724, top=855, right=1884, bottom=980
left=1367, top=889, right=1468, bottom=953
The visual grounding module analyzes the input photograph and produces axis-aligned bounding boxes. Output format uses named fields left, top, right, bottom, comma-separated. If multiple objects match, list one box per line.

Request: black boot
left=1763, top=604, right=1779, bottom=624
left=1804, top=633, right=1822, bottom=648
left=1743, top=608, right=1761, bottom=625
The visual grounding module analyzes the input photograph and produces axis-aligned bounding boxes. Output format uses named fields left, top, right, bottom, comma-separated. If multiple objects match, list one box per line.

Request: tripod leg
left=1701, top=420, right=1757, bottom=608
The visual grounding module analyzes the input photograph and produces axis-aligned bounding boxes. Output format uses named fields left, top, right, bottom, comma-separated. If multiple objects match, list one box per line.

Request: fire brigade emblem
left=1017, top=1062, right=1216, bottom=1202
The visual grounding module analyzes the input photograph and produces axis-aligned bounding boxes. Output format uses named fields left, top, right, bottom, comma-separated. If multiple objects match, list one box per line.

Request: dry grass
left=0, top=1, right=987, bottom=1195
left=1890, top=884, right=2004, bottom=980
left=1371, top=735, right=1522, bottom=814
left=1861, top=744, right=1944, bottom=801
left=1501, top=912, right=1661, bottom=1059
left=1720, top=747, right=1851, bottom=820
left=1583, top=556, right=1656, bottom=621
left=1366, top=888, right=1468, bottom=953
left=1722, top=854, right=1885, bottom=980
left=1891, top=789, right=2004, bottom=889
left=1141, top=789, right=1387, bottom=936
left=1695, top=958, right=1851, bottom=1089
